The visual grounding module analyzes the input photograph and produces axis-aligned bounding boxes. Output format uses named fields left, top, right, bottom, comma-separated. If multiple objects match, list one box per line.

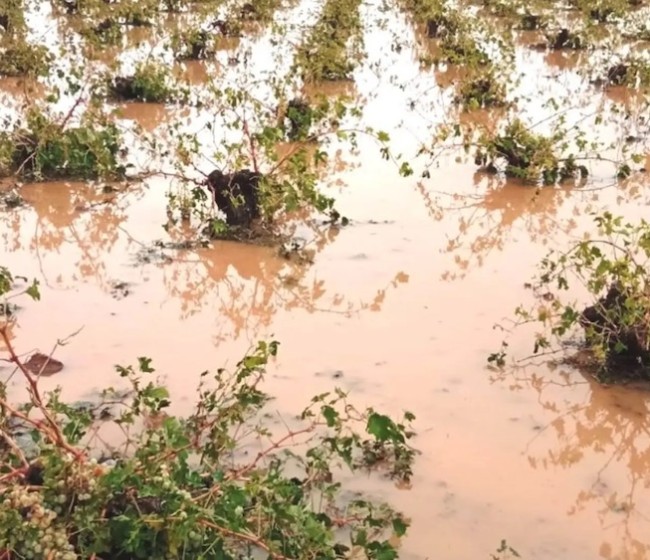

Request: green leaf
left=26, top=279, right=41, bottom=301
left=138, top=356, right=155, bottom=373
left=368, top=541, right=398, bottom=560
left=149, top=386, right=170, bottom=401
left=392, top=516, right=409, bottom=537
left=367, top=413, right=392, bottom=441
left=321, top=405, right=339, bottom=427
left=399, top=162, right=413, bottom=177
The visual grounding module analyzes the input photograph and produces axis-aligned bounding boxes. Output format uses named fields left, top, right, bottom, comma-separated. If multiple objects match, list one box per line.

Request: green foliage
left=283, top=97, right=316, bottom=141
left=0, top=0, right=25, bottom=34
left=108, top=62, right=178, bottom=103
left=0, top=266, right=13, bottom=297
left=569, top=0, right=639, bottom=22
left=474, top=119, right=587, bottom=185
left=0, top=39, right=52, bottom=77
left=79, top=17, right=123, bottom=46
left=0, top=265, right=41, bottom=311
left=293, top=0, right=364, bottom=81
left=0, top=291, right=418, bottom=559
left=0, top=108, right=126, bottom=180
left=398, top=0, right=446, bottom=27
left=602, top=57, right=650, bottom=88
left=481, top=0, right=521, bottom=17
left=440, top=29, right=491, bottom=66
left=494, top=213, right=650, bottom=381
left=257, top=150, right=338, bottom=221
left=170, top=28, right=216, bottom=60
left=237, top=0, right=284, bottom=24
left=455, top=67, right=508, bottom=110
left=181, top=84, right=361, bottom=235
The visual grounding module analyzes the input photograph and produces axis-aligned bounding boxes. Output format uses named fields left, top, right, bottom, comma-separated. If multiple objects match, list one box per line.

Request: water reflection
left=116, top=102, right=172, bottom=132
left=494, top=361, right=650, bottom=560
left=160, top=222, right=410, bottom=341
left=2, top=180, right=409, bottom=342
left=3, top=181, right=141, bottom=289
left=420, top=174, right=578, bottom=279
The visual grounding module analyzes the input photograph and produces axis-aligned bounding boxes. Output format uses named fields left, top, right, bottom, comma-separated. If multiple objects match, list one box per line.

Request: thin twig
left=199, top=519, right=292, bottom=560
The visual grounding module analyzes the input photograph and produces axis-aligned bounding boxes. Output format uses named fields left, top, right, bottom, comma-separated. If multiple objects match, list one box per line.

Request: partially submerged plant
left=570, top=0, right=640, bottom=22
left=474, top=119, right=587, bottom=185
left=0, top=0, right=26, bottom=34
left=544, top=27, right=587, bottom=50
left=0, top=39, right=52, bottom=77
left=439, top=25, right=492, bottom=67
left=107, top=62, right=179, bottom=103
left=79, top=17, right=123, bottom=46
left=490, top=213, right=650, bottom=382
left=205, top=168, right=263, bottom=228
left=455, top=66, right=508, bottom=110
left=283, top=97, right=316, bottom=141
left=0, top=268, right=418, bottom=560
left=170, top=28, right=216, bottom=60
left=293, top=0, right=364, bottom=82
left=397, top=0, right=451, bottom=36
left=0, top=107, right=126, bottom=180
left=597, top=56, right=650, bottom=88
left=618, top=7, right=650, bottom=40
left=480, top=0, right=520, bottom=18
left=518, top=11, right=548, bottom=31
left=237, top=0, right=284, bottom=24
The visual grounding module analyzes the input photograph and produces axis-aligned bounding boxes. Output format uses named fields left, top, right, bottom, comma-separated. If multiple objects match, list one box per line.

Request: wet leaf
left=367, top=412, right=392, bottom=441
left=138, top=356, right=155, bottom=373
left=321, top=405, right=338, bottom=427
left=392, top=516, right=408, bottom=537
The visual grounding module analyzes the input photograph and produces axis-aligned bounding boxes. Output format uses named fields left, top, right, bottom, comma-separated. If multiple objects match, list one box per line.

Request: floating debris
left=23, top=353, right=64, bottom=376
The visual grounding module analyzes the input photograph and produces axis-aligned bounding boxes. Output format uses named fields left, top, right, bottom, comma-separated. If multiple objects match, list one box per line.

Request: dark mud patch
left=563, top=350, right=650, bottom=388
left=206, top=169, right=262, bottom=228
left=131, top=245, right=174, bottom=266
left=23, top=352, right=64, bottom=376
left=130, top=239, right=210, bottom=266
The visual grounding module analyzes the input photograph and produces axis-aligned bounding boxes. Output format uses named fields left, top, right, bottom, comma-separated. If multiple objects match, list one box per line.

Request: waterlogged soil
left=2, top=1, right=650, bottom=560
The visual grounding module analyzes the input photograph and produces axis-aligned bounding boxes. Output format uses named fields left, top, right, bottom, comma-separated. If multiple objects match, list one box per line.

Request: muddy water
left=3, top=2, right=650, bottom=560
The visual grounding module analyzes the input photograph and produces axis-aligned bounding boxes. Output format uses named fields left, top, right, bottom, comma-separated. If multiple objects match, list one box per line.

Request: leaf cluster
left=0, top=108, right=126, bottom=180
left=293, top=0, right=363, bottom=82
left=455, top=66, right=508, bottom=110
left=494, top=213, right=650, bottom=381
left=0, top=38, right=52, bottom=77
left=0, top=323, right=418, bottom=560
left=107, top=62, right=180, bottom=103
left=474, top=119, right=587, bottom=185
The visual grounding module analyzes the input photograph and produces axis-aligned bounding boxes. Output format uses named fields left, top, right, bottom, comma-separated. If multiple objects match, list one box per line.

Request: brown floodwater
left=2, top=2, right=650, bottom=560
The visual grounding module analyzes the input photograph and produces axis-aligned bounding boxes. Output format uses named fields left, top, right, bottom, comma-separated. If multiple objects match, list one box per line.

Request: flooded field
left=1, top=0, right=650, bottom=559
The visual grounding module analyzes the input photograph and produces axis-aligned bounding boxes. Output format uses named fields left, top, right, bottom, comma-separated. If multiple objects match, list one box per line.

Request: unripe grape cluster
left=0, top=455, right=110, bottom=560
left=0, top=484, right=77, bottom=560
